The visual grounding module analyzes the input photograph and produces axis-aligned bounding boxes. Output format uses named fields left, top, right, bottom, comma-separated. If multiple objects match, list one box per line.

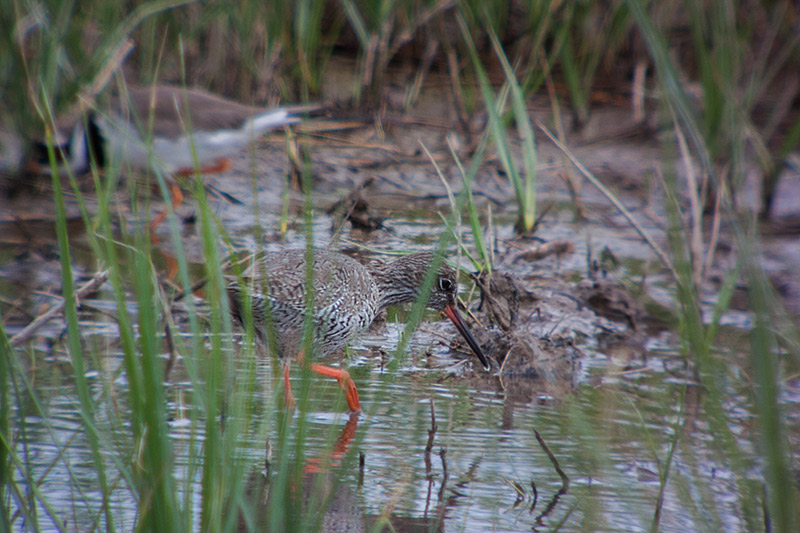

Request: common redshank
left=227, top=249, right=490, bottom=413
left=31, top=85, right=302, bottom=231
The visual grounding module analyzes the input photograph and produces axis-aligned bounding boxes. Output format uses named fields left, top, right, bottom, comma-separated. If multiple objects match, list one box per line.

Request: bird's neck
left=369, top=254, right=433, bottom=311
left=84, top=114, right=106, bottom=169
left=60, top=114, right=105, bottom=175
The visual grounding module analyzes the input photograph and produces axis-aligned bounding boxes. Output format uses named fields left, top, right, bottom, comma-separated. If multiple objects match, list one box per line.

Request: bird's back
left=228, top=250, right=380, bottom=357
left=112, top=86, right=274, bottom=136
left=99, top=86, right=297, bottom=172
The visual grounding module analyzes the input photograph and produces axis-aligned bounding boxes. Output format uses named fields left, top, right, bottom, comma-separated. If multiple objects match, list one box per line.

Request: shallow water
left=8, top=322, right=777, bottom=532
left=3, top=101, right=799, bottom=530
left=4, top=210, right=786, bottom=533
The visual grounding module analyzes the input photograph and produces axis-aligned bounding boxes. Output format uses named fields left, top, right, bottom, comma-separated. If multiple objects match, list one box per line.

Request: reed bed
left=2, top=0, right=799, bottom=531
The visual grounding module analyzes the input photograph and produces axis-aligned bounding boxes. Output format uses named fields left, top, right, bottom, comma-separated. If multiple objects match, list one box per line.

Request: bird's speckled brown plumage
left=228, top=250, right=379, bottom=358
left=226, top=249, right=490, bottom=412
left=227, top=249, right=488, bottom=364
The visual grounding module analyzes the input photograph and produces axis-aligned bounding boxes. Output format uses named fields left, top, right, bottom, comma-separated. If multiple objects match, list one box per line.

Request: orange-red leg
left=149, top=182, right=184, bottom=237
left=154, top=248, right=179, bottom=281
left=151, top=157, right=230, bottom=235
left=289, top=350, right=361, bottom=413
left=202, top=157, right=232, bottom=174
left=170, top=182, right=184, bottom=211
left=283, top=364, right=296, bottom=410
left=175, top=157, right=233, bottom=177
left=310, top=363, right=362, bottom=413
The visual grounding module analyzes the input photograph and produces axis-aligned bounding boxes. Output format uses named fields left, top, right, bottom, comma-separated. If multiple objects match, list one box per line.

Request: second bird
left=53, top=85, right=299, bottom=176
left=36, top=85, right=302, bottom=232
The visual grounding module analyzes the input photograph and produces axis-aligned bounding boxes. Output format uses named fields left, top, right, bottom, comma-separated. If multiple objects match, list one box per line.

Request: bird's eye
left=438, top=277, right=454, bottom=291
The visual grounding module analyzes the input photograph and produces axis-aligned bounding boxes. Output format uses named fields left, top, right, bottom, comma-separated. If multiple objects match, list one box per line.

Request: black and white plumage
left=226, top=249, right=490, bottom=368
left=32, top=85, right=302, bottom=176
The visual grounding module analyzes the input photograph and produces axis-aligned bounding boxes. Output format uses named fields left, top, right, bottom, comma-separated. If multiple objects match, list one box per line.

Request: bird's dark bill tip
left=443, top=305, right=491, bottom=371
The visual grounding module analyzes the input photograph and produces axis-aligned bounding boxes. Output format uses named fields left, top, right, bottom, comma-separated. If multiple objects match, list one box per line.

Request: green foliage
left=459, top=11, right=538, bottom=234
left=3, top=0, right=800, bottom=530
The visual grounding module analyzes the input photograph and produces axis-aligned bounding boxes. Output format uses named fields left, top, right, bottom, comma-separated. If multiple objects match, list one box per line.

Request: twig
left=10, top=270, right=108, bottom=347
left=171, top=256, right=239, bottom=302
left=358, top=452, right=366, bottom=488
left=497, top=346, right=514, bottom=378
left=703, top=166, right=725, bottom=289
left=674, top=119, right=704, bottom=292
left=533, top=428, right=569, bottom=490
left=425, top=398, right=438, bottom=455
left=508, top=479, right=526, bottom=506
left=425, top=398, right=437, bottom=480
left=439, top=447, right=448, bottom=486
left=171, top=276, right=211, bottom=303
left=77, top=39, right=135, bottom=113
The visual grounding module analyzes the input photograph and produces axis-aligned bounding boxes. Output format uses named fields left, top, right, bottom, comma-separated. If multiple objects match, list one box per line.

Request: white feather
left=96, top=107, right=297, bottom=173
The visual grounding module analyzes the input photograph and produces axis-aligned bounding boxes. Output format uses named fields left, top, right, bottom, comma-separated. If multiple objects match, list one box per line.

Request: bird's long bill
left=443, top=305, right=491, bottom=371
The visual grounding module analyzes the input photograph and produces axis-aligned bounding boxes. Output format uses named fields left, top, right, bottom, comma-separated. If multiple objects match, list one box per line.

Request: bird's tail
left=246, top=104, right=323, bottom=134
left=247, top=109, right=298, bottom=134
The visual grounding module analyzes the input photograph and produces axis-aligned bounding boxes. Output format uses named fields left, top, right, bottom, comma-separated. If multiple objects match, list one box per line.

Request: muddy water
left=3, top=210, right=788, bottom=532
left=5, top=312, right=776, bottom=532
left=3, top=97, right=800, bottom=531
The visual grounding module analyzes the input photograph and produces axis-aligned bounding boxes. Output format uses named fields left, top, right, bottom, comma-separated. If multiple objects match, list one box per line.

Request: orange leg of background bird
left=284, top=364, right=297, bottom=409
left=151, top=157, right=231, bottom=235
left=202, top=157, right=232, bottom=174
left=310, top=363, right=362, bottom=413
left=175, top=157, right=233, bottom=177
left=149, top=182, right=184, bottom=236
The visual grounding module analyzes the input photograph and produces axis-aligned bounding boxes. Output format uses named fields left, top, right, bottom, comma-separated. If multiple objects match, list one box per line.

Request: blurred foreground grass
left=2, top=0, right=800, bottom=531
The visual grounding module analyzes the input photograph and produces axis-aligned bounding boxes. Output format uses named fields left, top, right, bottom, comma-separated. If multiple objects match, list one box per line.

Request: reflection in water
left=6, top=330, right=784, bottom=531
left=1, top=208, right=786, bottom=531
left=242, top=413, right=366, bottom=532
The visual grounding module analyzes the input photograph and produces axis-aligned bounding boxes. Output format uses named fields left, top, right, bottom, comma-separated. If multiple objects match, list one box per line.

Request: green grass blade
left=449, top=142, right=490, bottom=273
left=624, top=0, right=711, bottom=176
left=457, top=12, right=531, bottom=234
left=46, top=130, right=116, bottom=532
left=486, top=24, right=538, bottom=233
left=340, top=0, right=371, bottom=50
left=742, top=238, right=799, bottom=531
left=0, top=322, right=10, bottom=531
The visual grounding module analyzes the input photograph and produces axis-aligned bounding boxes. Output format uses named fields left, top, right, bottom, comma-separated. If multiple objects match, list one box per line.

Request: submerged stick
left=424, top=398, right=438, bottom=479
left=533, top=428, right=569, bottom=490
left=10, top=270, right=108, bottom=347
